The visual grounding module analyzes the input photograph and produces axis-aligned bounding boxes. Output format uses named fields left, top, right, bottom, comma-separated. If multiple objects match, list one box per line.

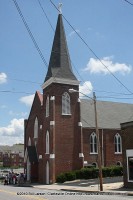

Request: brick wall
left=83, top=128, right=123, bottom=167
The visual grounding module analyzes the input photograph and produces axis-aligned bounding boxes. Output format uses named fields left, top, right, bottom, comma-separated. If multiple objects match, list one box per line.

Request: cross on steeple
left=58, top=3, right=63, bottom=14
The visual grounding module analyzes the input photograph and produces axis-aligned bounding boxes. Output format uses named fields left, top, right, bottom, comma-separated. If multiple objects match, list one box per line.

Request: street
left=0, top=184, right=132, bottom=200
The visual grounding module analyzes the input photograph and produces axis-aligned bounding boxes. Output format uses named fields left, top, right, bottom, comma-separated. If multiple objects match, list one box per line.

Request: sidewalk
left=32, top=177, right=133, bottom=196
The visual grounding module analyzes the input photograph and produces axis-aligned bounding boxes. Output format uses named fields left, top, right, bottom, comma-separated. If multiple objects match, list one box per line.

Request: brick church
left=24, top=13, right=133, bottom=184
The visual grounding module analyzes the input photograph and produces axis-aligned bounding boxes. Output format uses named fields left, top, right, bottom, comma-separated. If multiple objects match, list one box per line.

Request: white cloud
left=68, top=29, right=80, bottom=37
left=0, top=72, right=7, bottom=84
left=9, top=110, right=28, bottom=117
left=0, top=118, right=24, bottom=145
left=85, top=57, right=132, bottom=75
left=79, top=81, right=93, bottom=97
left=19, top=94, right=34, bottom=106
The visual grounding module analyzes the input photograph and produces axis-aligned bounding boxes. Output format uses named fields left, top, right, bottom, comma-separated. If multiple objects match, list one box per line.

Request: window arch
left=46, top=95, right=49, bottom=117
left=90, top=132, right=97, bottom=153
left=62, top=92, right=71, bottom=115
left=46, top=131, right=49, bottom=154
left=34, top=117, right=38, bottom=139
left=116, top=161, right=122, bottom=167
left=114, top=133, right=122, bottom=153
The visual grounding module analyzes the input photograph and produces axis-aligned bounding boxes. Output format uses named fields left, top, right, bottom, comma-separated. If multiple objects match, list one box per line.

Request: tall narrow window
left=34, top=117, right=38, bottom=139
left=114, top=133, right=122, bottom=153
left=90, top=132, right=97, bottom=153
left=46, top=96, right=49, bottom=117
left=46, top=131, right=49, bottom=154
left=62, top=92, right=71, bottom=115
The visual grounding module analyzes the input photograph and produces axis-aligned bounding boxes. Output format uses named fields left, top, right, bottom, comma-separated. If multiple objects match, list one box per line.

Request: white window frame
left=46, top=96, right=49, bottom=117
left=46, top=131, right=50, bottom=154
left=62, top=92, right=71, bottom=115
left=114, top=133, right=122, bottom=154
left=34, top=117, right=38, bottom=139
left=90, top=132, right=98, bottom=154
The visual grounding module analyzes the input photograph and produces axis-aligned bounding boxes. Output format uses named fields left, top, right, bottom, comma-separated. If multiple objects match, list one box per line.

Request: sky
left=0, top=0, right=133, bottom=145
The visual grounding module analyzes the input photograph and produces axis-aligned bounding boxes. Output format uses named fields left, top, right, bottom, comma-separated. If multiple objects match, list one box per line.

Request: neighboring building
left=0, top=144, right=24, bottom=168
left=121, top=121, right=133, bottom=189
left=24, top=13, right=133, bottom=184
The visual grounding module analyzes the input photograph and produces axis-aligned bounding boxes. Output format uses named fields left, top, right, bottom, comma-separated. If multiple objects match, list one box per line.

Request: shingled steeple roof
left=44, top=14, right=78, bottom=83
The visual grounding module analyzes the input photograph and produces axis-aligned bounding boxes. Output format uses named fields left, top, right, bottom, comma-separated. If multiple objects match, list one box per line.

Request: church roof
left=81, top=99, right=133, bottom=129
left=44, top=14, right=77, bottom=82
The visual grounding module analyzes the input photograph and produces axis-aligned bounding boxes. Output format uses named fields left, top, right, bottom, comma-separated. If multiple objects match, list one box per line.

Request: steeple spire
left=44, top=13, right=78, bottom=84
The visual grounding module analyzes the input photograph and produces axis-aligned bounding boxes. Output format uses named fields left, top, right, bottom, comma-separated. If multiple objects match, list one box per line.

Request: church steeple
left=44, top=13, right=78, bottom=85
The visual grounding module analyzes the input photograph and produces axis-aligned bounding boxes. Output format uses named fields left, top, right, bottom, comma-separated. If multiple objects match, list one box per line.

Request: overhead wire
left=49, top=0, right=133, bottom=95
left=12, top=0, right=133, bottom=99
left=12, top=0, right=48, bottom=70
left=37, top=0, right=54, bottom=32
left=123, top=0, right=133, bottom=6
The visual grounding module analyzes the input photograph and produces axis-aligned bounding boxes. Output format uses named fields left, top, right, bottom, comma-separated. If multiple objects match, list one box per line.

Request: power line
left=0, top=90, right=33, bottom=95
left=123, top=0, right=133, bottom=6
left=12, top=0, right=48, bottom=69
left=49, top=0, right=133, bottom=95
left=8, top=77, right=41, bottom=85
left=37, top=0, right=54, bottom=32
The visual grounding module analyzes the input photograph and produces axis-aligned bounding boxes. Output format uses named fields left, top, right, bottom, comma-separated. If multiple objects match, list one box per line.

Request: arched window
left=34, top=117, right=38, bottom=139
left=116, top=161, right=122, bottom=166
left=62, top=92, right=71, bottom=115
left=90, top=132, right=97, bottom=153
left=114, top=133, right=122, bottom=153
left=46, top=131, right=49, bottom=154
left=46, top=96, right=49, bottom=117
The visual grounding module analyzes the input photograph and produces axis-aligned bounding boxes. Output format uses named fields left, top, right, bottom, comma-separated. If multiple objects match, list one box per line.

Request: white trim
left=46, top=131, right=50, bottom=154
left=90, top=152, right=98, bottom=155
left=42, top=77, right=80, bottom=89
left=50, top=121, right=55, bottom=126
left=126, top=149, right=133, bottom=157
left=39, top=155, right=42, bottom=159
left=78, top=122, right=82, bottom=127
left=126, top=149, right=133, bottom=182
left=78, top=98, right=81, bottom=102
left=40, top=125, right=42, bottom=129
left=50, top=154, right=55, bottom=159
left=79, top=153, right=84, bottom=158
left=50, top=96, right=55, bottom=101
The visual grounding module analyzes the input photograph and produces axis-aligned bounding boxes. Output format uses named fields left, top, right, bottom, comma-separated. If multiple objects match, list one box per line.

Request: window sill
left=90, top=152, right=98, bottom=155
left=62, top=113, right=72, bottom=116
left=114, top=152, right=122, bottom=155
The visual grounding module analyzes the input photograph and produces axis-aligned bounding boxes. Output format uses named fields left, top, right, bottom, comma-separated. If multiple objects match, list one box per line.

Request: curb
left=61, top=189, right=129, bottom=196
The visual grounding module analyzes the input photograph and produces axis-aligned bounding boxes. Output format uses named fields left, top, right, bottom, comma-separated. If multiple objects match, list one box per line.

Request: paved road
left=0, top=184, right=132, bottom=200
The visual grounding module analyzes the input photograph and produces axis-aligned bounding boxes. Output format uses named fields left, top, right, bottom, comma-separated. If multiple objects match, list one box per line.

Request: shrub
left=102, top=167, right=111, bottom=177
left=65, top=172, right=76, bottom=181
left=56, top=173, right=67, bottom=183
left=110, top=166, right=123, bottom=177
left=56, top=166, right=123, bottom=183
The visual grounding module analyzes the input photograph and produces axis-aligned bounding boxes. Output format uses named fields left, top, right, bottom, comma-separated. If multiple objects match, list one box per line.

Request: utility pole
left=93, top=92, right=103, bottom=191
